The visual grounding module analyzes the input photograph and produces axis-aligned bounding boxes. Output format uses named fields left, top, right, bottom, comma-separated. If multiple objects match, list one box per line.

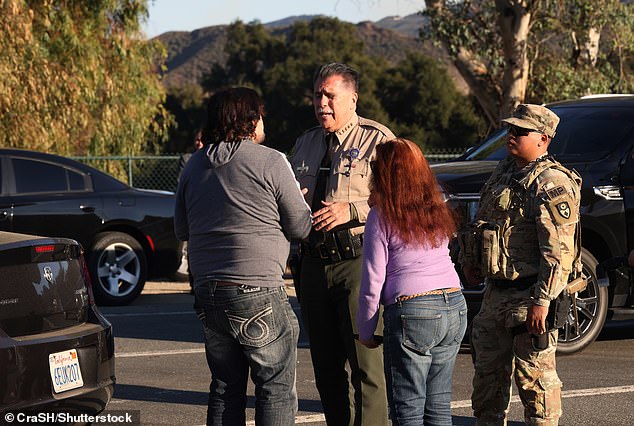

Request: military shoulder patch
left=545, top=193, right=577, bottom=225
left=556, top=201, right=571, bottom=219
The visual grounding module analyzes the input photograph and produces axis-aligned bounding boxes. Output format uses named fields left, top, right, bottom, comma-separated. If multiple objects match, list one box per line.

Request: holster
left=548, top=291, right=572, bottom=330
left=334, top=227, right=362, bottom=259
left=304, top=226, right=363, bottom=264
left=511, top=277, right=586, bottom=337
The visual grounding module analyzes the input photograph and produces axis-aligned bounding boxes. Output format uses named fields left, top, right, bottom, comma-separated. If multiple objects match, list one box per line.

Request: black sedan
left=0, top=148, right=183, bottom=305
left=0, top=231, right=115, bottom=415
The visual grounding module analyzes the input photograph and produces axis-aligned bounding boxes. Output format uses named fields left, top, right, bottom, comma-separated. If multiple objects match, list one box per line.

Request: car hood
left=431, top=160, right=499, bottom=195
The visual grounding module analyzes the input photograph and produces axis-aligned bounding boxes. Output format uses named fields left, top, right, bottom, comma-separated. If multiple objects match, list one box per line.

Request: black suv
left=432, top=95, right=634, bottom=354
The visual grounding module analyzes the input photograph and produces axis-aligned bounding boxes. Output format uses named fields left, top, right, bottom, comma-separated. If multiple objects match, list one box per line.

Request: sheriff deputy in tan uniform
left=290, top=62, right=393, bottom=426
left=459, top=104, right=582, bottom=425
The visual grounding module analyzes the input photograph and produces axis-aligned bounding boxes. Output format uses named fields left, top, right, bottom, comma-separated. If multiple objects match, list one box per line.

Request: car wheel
left=88, top=232, right=147, bottom=305
left=556, top=248, right=608, bottom=354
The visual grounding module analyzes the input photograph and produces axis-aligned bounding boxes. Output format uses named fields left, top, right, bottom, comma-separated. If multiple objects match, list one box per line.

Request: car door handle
left=80, top=205, right=95, bottom=213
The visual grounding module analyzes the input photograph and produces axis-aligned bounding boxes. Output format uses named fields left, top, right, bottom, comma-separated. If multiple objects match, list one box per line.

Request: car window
left=465, top=106, right=634, bottom=162
left=463, top=128, right=508, bottom=161
left=12, top=158, right=87, bottom=194
left=68, top=169, right=85, bottom=190
left=550, top=107, right=634, bottom=161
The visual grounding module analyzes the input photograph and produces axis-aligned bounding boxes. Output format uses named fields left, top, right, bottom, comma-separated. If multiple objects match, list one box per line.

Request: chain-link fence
left=73, top=148, right=466, bottom=192
left=72, top=155, right=182, bottom=191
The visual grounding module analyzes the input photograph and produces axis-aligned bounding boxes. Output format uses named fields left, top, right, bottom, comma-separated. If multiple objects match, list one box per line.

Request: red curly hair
left=370, top=138, right=455, bottom=247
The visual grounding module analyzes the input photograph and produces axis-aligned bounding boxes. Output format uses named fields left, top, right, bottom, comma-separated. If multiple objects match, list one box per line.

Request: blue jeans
left=194, top=282, right=300, bottom=426
left=383, top=290, right=467, bottom=426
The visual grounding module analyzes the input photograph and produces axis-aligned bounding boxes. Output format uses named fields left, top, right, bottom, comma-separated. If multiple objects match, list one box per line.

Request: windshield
left=464, top=106, right=634, bottom=162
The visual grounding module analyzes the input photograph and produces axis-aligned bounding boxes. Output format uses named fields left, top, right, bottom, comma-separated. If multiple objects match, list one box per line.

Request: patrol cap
left=501, top=104, right=560, bottom=138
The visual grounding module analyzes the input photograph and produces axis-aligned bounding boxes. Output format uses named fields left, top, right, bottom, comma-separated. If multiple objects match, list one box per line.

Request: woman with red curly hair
left=357, top=138, right=466, bottom=425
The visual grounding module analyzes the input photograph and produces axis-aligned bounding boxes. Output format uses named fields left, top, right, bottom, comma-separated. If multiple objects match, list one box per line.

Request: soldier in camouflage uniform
left=459, top=104, right=582, bottom=425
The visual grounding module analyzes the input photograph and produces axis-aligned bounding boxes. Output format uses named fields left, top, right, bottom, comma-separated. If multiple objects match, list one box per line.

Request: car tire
left=88, top=232, right=147, bottom=306
left=556, top=248, right=608, bottom=355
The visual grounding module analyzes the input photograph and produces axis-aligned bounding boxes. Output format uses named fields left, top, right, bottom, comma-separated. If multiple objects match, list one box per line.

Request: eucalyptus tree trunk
left=424, top=0, right=500, bottom=127
left=424, top=0, right=534, bottom=124
left=495, top=0, right=532, bottom=119
left=572, top=28, right=601, bottom=66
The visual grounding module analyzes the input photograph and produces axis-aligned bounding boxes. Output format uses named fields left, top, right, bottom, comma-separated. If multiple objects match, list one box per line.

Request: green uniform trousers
left=471, top=284, right=563, bottom=426
left=299, top=253, right=388, bottom=426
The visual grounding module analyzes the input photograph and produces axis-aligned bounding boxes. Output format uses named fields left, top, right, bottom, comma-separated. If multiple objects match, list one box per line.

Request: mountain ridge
left=156, top=13, right=468, bottom=94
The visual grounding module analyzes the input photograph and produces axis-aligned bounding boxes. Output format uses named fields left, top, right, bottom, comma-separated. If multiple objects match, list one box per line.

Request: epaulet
left=358, top=116, right=393, bottom=138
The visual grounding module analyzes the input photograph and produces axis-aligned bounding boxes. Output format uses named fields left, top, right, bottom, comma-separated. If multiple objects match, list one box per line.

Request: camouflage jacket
left=465, top=155, right=582, bottom=306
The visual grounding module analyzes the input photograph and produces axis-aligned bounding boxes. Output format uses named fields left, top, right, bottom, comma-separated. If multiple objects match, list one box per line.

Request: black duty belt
left=490, top=275, right=537, bottom=290
left=301, top=229, right=363, bottom=264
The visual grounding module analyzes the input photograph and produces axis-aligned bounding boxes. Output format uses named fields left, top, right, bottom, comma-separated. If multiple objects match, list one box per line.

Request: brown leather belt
left=397, top=287, right=462, bottom=302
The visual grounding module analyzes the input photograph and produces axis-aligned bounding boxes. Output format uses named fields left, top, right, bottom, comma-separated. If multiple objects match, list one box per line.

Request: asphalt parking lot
left=99, top=281, right=634, bottom=425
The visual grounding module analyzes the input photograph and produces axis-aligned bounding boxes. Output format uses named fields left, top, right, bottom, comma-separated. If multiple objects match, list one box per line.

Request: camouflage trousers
left=470, top=283, right=562, bottom=425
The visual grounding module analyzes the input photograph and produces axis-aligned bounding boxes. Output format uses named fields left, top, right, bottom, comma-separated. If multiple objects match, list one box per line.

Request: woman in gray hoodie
left=174, top=87, right=311, bottom=425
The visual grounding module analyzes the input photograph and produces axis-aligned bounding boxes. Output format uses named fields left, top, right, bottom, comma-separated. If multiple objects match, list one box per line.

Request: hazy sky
left=143, top=0, right=424, bottom=38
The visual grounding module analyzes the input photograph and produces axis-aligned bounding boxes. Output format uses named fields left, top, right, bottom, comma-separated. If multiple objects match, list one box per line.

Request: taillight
left=145, top=234, right=155, bottom=252
left=79, top=248, right=96, bottom=306
left=35, top=244, right=55, bottom=253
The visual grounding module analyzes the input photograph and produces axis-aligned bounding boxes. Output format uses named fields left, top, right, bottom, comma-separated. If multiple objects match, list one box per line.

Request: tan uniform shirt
left=290, top=113, right=394, bottom=236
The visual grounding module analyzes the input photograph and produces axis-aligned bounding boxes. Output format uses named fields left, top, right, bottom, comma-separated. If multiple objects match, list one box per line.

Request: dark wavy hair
left=371, top=138, right=456, bottom=246
left=203, top=87, right=264, bottom=144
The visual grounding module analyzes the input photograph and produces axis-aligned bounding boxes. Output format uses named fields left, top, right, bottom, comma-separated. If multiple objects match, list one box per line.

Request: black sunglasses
left=507, top=125, right=534, bottom=137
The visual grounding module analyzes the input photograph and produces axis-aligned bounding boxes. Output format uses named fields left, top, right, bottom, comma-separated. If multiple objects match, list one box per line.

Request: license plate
left=48, top=349, right=84, bottom=393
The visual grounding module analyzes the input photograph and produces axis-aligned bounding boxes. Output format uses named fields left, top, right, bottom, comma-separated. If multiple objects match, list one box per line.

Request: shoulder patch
left=545, top=192, right=577, bottom=226
left=546, top=186, right=566, bottom=201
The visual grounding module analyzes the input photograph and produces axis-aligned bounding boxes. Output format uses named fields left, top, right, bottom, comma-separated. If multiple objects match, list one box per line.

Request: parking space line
left=451, top=384, right=634, bottom=408
left=117, top=348, right=204, bottom=358
left=110, top=384, right=634, bottom=424
left=247, top=414, right=325, bottom=425
left=114, top=347, right=634, bottom=423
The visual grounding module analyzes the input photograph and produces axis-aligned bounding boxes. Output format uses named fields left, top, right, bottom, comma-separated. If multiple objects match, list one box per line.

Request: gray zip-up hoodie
left=174, top=140, right=312, bottom=288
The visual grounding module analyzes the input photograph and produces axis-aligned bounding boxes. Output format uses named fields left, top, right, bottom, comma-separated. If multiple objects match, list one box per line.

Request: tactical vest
left=458, top=157, right=582, bottom=281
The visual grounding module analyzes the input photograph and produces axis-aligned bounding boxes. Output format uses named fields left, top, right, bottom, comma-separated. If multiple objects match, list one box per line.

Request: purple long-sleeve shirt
left=357, top=208, right=460, bottom=341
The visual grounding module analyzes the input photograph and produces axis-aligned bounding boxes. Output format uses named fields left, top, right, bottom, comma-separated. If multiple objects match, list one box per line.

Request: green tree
left=423, top=0, right=634, bottom=125
left=201, top=17, right=486, bottom=152
left=378, top=53, right=485, bottom=149
left=529, top=0, right=634, bottom=100
left=0, top=0, right=171, bottom=159
left=203, top=17, right=392, bottom=153
left=163, top=83, right=206, bottom=153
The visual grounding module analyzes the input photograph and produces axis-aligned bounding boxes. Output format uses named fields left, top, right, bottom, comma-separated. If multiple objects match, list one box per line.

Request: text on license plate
left=48, top=349, right=84, bottom=393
